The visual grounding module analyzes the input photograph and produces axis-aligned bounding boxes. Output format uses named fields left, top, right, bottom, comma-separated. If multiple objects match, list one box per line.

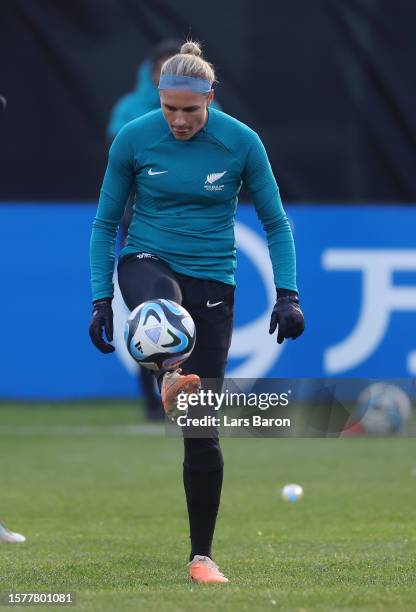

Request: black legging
left=117, top=253, right=234, bottom=559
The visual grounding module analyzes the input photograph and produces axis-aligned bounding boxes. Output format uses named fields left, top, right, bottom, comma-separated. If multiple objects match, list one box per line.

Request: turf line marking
left=0, top=424, right=165, bottom=436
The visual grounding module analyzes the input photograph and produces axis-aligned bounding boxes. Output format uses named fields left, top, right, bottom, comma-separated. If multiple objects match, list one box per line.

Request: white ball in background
left=281, top=483, right=304, bottom=503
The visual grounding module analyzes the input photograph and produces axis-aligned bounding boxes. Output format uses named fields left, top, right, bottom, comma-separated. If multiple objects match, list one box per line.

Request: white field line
left=0, top=424, right=166, bottom=436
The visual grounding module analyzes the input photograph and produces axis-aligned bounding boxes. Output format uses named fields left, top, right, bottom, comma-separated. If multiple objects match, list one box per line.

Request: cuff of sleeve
left=276, top=288, right=298, bottom=299
left=92, top=297, right=112, bottom=305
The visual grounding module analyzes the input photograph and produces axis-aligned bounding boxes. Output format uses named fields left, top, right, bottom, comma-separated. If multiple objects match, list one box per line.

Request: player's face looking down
left=160, top=89, right=214, bottom=140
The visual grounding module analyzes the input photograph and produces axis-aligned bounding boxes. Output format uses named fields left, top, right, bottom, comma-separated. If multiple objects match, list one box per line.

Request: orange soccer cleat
left=161, top=368, right=201, bottom=419
left=188, top=555, right=229, bottom=583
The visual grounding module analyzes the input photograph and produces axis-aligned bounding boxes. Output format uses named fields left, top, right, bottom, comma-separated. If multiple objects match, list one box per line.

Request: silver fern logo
left=205, top=171, right=227, bottom=184
left=204, top=171, right=227, bottom=191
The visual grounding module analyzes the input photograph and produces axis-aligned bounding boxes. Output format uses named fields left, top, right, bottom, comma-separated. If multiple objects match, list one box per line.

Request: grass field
left=1, top=402, right=416, bottom=611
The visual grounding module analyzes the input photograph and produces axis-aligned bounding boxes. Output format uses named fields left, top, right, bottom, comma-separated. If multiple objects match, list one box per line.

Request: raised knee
left=154, top=275, right=182, bottom=302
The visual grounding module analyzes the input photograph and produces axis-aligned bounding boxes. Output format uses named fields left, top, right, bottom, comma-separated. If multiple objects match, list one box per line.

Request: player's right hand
left=89, top=299, right=115, bottom=353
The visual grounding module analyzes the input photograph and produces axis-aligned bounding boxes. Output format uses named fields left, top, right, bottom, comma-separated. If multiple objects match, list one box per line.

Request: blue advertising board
left=1, top=203, right=415, bottom=398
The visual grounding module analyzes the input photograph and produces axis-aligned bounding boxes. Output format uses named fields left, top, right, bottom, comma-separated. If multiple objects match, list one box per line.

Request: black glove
left=89, top=298, right=115, bottom=354
left=269, top=291, right=305, bottom=344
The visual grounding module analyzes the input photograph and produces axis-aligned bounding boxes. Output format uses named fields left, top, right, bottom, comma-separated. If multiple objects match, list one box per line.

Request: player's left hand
left=269, top=294, right=305, bottom=344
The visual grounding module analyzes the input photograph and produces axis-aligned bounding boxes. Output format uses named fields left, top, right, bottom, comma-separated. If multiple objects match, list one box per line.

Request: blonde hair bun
left=161, top=39, right=215, bottom=84
left=180, top=41, right=202, bottom=57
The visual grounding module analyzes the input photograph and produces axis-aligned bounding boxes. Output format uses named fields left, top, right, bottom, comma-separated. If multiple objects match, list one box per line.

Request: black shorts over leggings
left=117, top=252, right=235, bottom=470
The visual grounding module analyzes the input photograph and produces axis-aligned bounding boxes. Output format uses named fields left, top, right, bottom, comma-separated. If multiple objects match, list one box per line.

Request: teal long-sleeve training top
left=90, top=107, right=297, bottom=301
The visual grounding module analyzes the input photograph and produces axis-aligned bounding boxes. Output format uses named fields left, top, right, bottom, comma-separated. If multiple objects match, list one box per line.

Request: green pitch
left=1, top=402, right=415, bottom=611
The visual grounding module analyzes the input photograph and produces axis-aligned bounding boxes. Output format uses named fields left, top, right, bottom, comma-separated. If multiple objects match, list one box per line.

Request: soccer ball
left=356, top=383, right=412, bottom=434
left=124, top=299, right=196, bottom=371
left=281, top=483, right=304, bottom=503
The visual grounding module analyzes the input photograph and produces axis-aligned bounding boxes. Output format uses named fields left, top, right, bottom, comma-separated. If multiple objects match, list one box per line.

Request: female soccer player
left=89, top=40, right=304, bottom=583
